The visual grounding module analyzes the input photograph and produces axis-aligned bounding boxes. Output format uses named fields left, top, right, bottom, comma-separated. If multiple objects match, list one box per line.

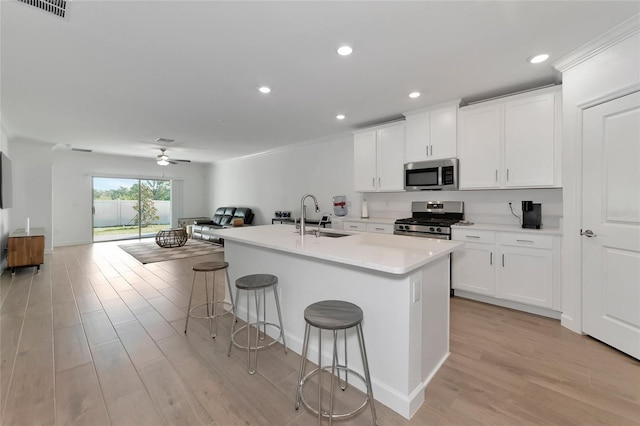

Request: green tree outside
left=130, top=183, right=160, bottom=227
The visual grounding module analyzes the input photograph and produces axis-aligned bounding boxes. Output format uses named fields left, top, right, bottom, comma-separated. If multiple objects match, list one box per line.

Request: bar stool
left=227, top=274, right=287, bottom=374
left=184, top=261, right=234, bottom=338
left=295, top=300, right=377, bottom=425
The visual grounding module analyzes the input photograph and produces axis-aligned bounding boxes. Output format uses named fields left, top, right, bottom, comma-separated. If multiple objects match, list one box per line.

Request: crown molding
left=553, top=13, right=640, bottom=73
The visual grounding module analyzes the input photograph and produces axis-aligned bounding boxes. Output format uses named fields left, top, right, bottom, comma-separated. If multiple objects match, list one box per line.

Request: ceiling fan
left=156, top=148, right=191, bottom=166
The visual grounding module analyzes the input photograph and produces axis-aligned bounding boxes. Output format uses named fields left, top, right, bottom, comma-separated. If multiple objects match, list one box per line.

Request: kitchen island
left=211, top=224, right=463, bottom=419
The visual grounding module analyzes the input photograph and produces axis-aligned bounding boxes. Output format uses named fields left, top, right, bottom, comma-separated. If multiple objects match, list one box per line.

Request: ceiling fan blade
left=172, top=159, right=191, bottom=163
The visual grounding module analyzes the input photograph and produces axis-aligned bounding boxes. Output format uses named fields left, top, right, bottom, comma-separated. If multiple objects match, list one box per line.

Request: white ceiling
left=2, top=1, right=639, bottom=164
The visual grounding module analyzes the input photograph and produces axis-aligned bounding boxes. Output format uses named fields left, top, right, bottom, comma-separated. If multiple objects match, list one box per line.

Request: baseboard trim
left=454, top=291, right=561, bottom=319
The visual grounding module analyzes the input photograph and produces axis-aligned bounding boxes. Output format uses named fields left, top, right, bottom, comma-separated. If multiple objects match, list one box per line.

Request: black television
left=0, top=151, right=13, bottom=209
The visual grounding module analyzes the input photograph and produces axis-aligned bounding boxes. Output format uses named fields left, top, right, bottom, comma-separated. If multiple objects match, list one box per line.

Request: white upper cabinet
left=404, top=101, right=459, bottom=163
left=458, top=86, right=562, bottom=190
left=458, top=104, right=501, bottom=188
left=353, top=122, right=405, bottom=192
left=504, top=93, right=556, bottom=187
left=354, top=131, right=378, bottom=191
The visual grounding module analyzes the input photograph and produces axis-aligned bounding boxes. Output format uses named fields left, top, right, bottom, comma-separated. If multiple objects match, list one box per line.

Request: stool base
left=297, top=365, right=370, bottom=421
left=187, top=301, right=234, bottom=338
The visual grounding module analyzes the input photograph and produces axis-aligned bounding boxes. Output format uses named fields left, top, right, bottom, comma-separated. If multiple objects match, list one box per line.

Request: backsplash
left=353, top=188, right=563, bottom=228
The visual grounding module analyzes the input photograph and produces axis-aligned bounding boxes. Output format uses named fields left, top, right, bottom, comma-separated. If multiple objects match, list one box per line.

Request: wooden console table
left=8, top=227, right=45, bottom=273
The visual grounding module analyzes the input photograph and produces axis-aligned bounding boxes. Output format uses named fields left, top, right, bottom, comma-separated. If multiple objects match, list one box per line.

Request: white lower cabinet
left=338, top=219, right=394, bottom=234
left=343, top=221, right=366, bottom=232
left=452, top=242, right=496, bottom=295
left=452, top=229, right=556, bottom=310
left=366, top=223, right=394, bottom=234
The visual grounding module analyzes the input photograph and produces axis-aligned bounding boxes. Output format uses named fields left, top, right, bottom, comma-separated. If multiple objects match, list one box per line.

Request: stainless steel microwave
left=404, top=158, right=458, bottom=191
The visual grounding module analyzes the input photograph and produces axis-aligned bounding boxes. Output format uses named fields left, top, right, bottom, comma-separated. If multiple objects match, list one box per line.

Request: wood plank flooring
left=1, top=240, right=638, bottom=425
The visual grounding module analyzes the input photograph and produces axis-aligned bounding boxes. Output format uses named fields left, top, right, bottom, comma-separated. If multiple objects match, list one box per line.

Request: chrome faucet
left=300, top=193, right=319, bottom=238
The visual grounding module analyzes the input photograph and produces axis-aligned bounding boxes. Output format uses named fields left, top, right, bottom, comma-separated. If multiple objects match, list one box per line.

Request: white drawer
left=366, top=223, right=394, bottom=234
left=452, top=229, right=496, bottom=244
left=343, top=221, right=366, bottom=232
left=499, top=232, right=553, bottom=250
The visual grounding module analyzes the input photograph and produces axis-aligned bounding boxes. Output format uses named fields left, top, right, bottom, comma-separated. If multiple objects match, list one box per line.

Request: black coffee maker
left=522, top=201, right=542, bottom=229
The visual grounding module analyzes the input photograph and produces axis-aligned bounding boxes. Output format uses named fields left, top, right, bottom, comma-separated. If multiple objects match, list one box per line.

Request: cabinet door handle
left=378, top=177, right=381, bottom=186
left=495, top=170, right=498, bottom=182
left=375, top=227, right=385, bottom=231
left=516, top=239, right=534, bottom=243
left=506, top=169, right=510, bottom=181
left=348, top=225, right=358, bottom=229
left=372, top=178, right=375, bottom=187
left=426, top=146, right=429, bottom=157
left=502, top=254, right=505, bottom=267
left=490, top=252, right=493, bottom=265
left=466, top=235, right=480, bottom=239
left=430, top=145, right=433, bottom=156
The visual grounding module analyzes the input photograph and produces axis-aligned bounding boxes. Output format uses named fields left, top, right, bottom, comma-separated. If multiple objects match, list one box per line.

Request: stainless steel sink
left=316, top=231, right=349, bottom=238
left=297, top=230, right=350, bottom=238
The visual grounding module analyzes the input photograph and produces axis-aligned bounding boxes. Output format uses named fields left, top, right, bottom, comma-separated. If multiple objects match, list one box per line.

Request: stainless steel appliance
left=394, top=201, right=464, bottom=239
left=404, top=158, right=458, bottom=191
left=522, top=201, right=542, bottom=229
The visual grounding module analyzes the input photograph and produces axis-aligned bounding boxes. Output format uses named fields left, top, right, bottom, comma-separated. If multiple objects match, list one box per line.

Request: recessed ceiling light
left=258, top=86, right=271, bottom=94
left=529, top=53, right=549, bottom=64
left=337, top=45, right=353, bottom=56
left=336, top=114, right=346, bottom=120
left=409, top=92, right=421, bottom=99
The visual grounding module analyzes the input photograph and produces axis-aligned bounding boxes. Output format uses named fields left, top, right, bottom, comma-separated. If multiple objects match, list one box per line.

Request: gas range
left=394, top=201, right=464, bottom=239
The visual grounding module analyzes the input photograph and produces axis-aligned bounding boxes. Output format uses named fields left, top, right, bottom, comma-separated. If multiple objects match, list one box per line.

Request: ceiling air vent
left=17, top=0, right=68, bottom=18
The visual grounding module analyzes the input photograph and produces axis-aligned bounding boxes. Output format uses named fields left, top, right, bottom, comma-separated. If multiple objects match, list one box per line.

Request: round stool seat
left=192, top=261, right=229, bottom=272
left=235, top=273, right=277, bottom=290
left=304, top=300, right=363, bottom=330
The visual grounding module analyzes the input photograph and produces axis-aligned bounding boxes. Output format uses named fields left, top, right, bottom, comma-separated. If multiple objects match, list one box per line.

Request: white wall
left=0, top=123, right=10, bottom=268
left=208, top=135, right=359, bottom=224
left=8, top=138, right=54, bottom=253
left=555, top=20, right=640, bottom=333
left=208, top=133, right=562, bottom=228
left=52, top=149, right=210, bottom=246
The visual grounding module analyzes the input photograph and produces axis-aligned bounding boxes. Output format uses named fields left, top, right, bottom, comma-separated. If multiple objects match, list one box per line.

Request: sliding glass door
left=92, top=177, right=171, bottom=242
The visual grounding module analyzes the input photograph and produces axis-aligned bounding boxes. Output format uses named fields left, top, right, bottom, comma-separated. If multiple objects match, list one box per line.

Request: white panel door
left=582, top=91, right=640, bottom=359
left=458, top=105, right=501, bottom=189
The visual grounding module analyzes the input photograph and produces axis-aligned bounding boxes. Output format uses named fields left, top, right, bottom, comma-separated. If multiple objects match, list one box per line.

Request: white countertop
left=211, top=225, right=463, bottom=275
left=452, top=223, right=562, bottom=235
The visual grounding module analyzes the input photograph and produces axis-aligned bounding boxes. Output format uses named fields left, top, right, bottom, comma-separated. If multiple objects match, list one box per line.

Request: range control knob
left=436, top=227, right=442, bottom=232
left=429, top=227, right=435, bottom=232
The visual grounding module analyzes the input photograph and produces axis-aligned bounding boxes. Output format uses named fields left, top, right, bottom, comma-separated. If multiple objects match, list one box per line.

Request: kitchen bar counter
left=210, top=225, right=464, bottom=419
left=213, top=224, right=462, bottom=274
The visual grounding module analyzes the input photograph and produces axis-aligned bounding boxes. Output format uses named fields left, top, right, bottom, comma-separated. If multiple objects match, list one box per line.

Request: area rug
left=119, top=239, right=224, bottom=264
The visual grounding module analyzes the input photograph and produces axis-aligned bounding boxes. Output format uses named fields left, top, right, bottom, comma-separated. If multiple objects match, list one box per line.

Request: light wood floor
left=1, top=240, right=638, bottom=425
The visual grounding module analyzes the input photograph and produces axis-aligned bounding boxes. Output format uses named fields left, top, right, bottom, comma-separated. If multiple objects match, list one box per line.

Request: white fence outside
left=94, top=200, right=170, bottom=227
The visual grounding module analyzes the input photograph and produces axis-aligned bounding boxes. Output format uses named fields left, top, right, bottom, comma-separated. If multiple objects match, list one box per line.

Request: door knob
left=581, top=229, right=597, bottom=237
